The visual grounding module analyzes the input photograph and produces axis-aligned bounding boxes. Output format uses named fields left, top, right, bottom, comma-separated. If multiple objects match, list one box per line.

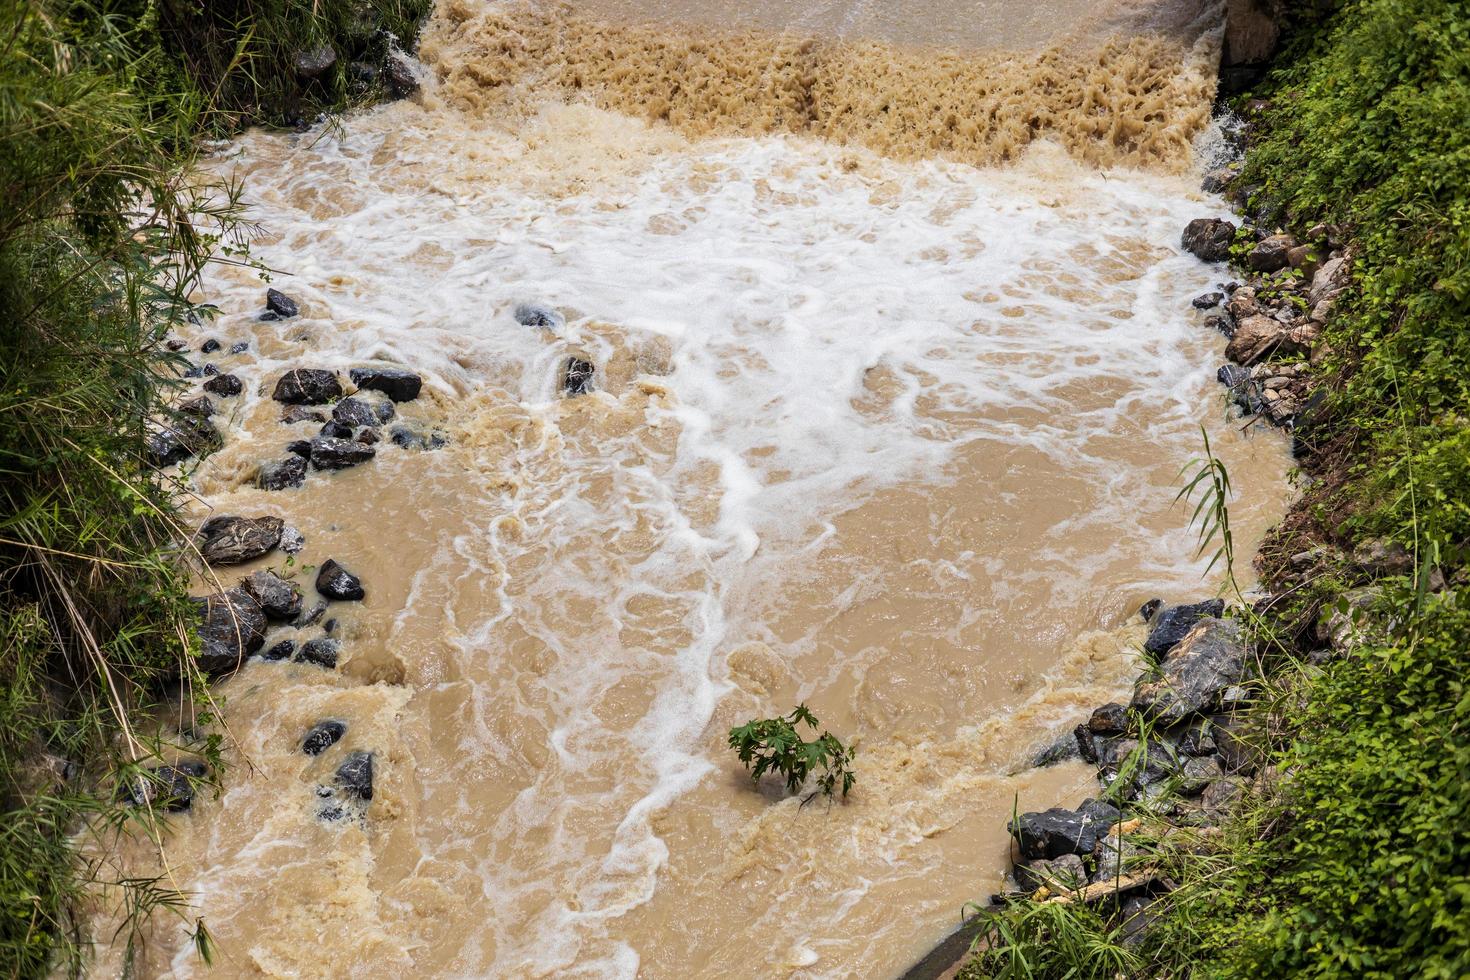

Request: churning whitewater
left=97, top=0, right=1290, bottom=976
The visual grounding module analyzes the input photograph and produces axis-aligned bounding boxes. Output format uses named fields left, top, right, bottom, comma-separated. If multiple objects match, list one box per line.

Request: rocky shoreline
left=127, top=285, right=597, bottom=815
left=902, top=109, right=1387, bottom=979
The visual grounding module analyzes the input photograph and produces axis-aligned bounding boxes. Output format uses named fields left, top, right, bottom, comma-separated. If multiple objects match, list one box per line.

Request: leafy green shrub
left=729, top=704, right=856, bottom=802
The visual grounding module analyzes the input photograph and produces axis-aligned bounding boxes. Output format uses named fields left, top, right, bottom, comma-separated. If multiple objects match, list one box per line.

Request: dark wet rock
left=1032, top=730, right=1081, bottom=768
left=564, top=357, right=595, bottom=396
left=198, top=515, right=283, bottom=565
left=385, top=54, right=419, bottom=99
left=1204, top=314, right=1234, bottom=337
left=194, top=589, right=267, bottom=675
left=323, top=618, right=338, bottom=635
left=1133, top=618, right=1246, bottom=725
left=1139, top=598, right=1162, bottom=622
left=1217, top=363, right=1251, bottom=390
left=1012, top=799, right=1120, bottom=860
left=1088, top=702, right=1128, bottom=736
left=280, top=525, right=305, bottom=555
left=349, top=367, right=422, bottom=402
left=515, top=302, right=565, bottom=330
left=1073, top=724, right=1104, bottom=765
left=267, top=289, right=298, bottom=320
left=320, top=420, right=355, bottom=440
left=1192, top=291, right=1224, bottom=309
left=295, top=599, right=327, bottom=628
left=121, top=761, right=208, bottom=812
left=202, top=372, right=242, bottom=397
left=273, top=368, right=340, bottom=405
left=294, top=45, right=337, bottom=80
left=202, top=363, right=219, bottom=376
left=166, top=338, right=188, bottom=351
left=1246, top=234, right=1295, bottom=273
left=295, top=636, right=341, bottom=669
left=285, top=440, right=313, bottom=459
left=282, top=405, right=328, bottom=424
left=356, top=428, right=380, bottom=445
left=147, top=413, right=222, bottom=467
left=302, top=720, right=346, bottom=756
left=200, top=338, right=222, bottom=354
left=316, top=559, right=365, bottom=601
left=1181, top=217, right=1235, bottom=263
left=242, top=570, right=303, bottom=620
left=389, top=425, right=446, bottom=451
left=336, top=751, right=374, bottom=800
left=178, top=395, right=215, bottom=418
left=333, top=396, right=393, bottom=428
left=1143, top=599, right=1225, bottom=658
left=261, top=638, right=296, bottom=661
left=1014, top=854, right=1087, bottom=893
left=230, top=341, right=250, bottom=354
left=1178, top=722, right=1217, bottom=756
left=182, top=364, right=205, bottom=379
left=310, top=435, right=375, bottom=469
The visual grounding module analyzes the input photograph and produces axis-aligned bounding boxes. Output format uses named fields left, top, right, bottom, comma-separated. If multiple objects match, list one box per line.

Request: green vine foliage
left=729, top=704, right=856, bottom=803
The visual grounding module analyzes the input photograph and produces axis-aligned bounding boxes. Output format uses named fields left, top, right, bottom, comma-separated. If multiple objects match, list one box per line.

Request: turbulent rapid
left=96, top=0, right=1291, bottom=976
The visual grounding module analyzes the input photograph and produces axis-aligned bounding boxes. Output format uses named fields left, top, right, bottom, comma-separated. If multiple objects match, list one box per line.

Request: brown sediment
left=421, top=0, right=1222, bottom=172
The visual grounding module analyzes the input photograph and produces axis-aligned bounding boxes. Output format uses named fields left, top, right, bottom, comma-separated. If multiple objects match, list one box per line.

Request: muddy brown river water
left=93, top=0, right=1292, bottom=976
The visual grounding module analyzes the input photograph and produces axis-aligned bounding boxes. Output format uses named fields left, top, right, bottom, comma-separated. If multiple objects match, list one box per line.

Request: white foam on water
left=134, top=86, right=1289, bottom=977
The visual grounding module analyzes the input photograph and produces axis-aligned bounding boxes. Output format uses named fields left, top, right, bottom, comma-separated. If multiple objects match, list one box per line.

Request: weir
left=97, top=1, right=1291, bottom=975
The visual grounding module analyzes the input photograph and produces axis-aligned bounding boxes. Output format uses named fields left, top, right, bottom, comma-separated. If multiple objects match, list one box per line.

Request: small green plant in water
left=728, top=704, right=855, bottom=803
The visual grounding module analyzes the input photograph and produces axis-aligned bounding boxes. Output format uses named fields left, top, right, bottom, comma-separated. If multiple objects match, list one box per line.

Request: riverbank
left=0, top=3, right=429, bottom=974
left=940, top=1, right=1470, bottom=975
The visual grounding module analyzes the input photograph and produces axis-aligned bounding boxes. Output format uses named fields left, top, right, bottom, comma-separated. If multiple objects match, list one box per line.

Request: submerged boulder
left=202, top=373, right=243, bottom=397
left=258, top=454, right=307, bottom=491
left=302, top=720, right=347, bottom=756
left=198, top=515, right=283, bottom=566
left=241, top=570, right=303, bottom=620
left=1181, top=218, right=1236, bottom=262
left=514, top=302, right=564, bottom=330
left=272, top=369, right=341, bottom=405
left=349, top=367, right=422, bottom=402
left=266, top=288, right=300, bottom=318
left=316, top=559, right=365, bottom=601
left=146, top=413, right=222, bottom=467
left=564, top=357, right=595, bottom=396
left=332, top=396, right=394, bottom=427
left=336, top=751, right=374, bottom=800
left=309, top=435, right=375, bottom=469
left=194, top=588, right=267, bottom=675
left=295, top=636, right=341, bottom=669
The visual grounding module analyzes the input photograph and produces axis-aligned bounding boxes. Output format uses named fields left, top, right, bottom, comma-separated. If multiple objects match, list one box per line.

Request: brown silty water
left=91, top=0, right=1293, bottom=976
